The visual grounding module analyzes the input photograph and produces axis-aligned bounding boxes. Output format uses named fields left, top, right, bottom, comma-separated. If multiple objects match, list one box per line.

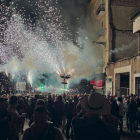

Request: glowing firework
left=27, top=71, right=33, bottom=87
left=5, top=70, right=8, bottom=77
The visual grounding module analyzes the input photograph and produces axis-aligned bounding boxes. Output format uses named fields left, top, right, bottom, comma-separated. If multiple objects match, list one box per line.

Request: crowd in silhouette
left=0, top=92, right=140, bottom=140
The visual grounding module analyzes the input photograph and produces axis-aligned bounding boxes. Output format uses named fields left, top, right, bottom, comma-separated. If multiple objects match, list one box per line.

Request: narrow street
left=19, top=120, right=140, bottom=140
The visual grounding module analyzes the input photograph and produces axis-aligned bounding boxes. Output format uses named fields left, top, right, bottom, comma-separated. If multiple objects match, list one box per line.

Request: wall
left=111, top=0, right=140, bottom=7
left=133, top=16, right=140, bottom=33
left=88, top=0, right=109, bottom=69
left=88, top=0, right=98, bottom=15
left=106, top=0, right=140, bottom=95
left=112, top=31, right=139, bottom=61
left=111, top=6, right=133, bottom=30
left=107, top=55, right=140, bottom=95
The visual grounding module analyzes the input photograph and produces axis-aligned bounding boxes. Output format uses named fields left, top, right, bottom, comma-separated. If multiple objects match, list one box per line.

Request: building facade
left=88, top=0, right=140, bottom=96
left=88, top=0, right=109, bottom=94
left=106, top=0, right=140, bottom=97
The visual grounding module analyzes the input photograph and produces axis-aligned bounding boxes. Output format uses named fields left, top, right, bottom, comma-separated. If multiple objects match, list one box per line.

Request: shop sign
left=90, top=80, right=103, bottom=87
left=16, top=82, right=26, bottom=91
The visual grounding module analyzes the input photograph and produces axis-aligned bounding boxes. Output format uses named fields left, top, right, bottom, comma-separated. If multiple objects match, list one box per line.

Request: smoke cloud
left=0, top=0, right=103, bottom=93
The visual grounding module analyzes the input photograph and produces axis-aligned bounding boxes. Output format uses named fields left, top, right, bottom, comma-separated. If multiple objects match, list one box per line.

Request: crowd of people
left=109, top=94, right=140, bottom=133
left=0, top=92, right=140, bottom=140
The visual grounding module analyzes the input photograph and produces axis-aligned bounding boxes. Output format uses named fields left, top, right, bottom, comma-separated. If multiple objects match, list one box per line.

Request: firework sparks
left=27, top=71, right=33, bottom=87
left=0, top=1, right=70, bottom=82
left=0, top=0, right=91, bottom=91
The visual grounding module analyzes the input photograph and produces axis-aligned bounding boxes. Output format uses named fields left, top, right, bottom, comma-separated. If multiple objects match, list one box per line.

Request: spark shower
left=0, top=0, right=102, bottom=93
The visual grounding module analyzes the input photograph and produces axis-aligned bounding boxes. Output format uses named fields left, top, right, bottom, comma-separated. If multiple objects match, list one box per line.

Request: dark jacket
left=128, top=100, right=137, bottom=116
left=124, top=103, right=130, bottom=115
left=111, top=100, right=119, bottom=118
left=47, top=100, right=59, bottom=127
left=54, top=98, right=64, bottom=115
left=66, top=102, right=74, bottom=119
left=0, top=110, right=9, bottom=139
left=23, top=122, right=64, bottom=140
left=72, top=115, right=120, bottom=140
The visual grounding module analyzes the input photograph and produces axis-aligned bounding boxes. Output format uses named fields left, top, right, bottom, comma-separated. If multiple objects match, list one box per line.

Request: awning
left=93, top=86, right=103, bottom=90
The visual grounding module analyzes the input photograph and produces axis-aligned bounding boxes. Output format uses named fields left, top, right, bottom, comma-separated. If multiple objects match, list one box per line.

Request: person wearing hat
left=72, top=92, right=120, bottom=140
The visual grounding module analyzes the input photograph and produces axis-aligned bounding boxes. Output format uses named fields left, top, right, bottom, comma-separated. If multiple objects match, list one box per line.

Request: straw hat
left=80, top=92, right=111, bottom=115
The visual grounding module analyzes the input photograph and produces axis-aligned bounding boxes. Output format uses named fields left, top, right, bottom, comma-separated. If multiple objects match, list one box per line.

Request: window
left=108, top=78, right=112, bottom=82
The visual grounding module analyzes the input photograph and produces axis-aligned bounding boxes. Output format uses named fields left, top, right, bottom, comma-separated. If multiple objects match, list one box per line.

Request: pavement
left=19, top=118, right=140, bottom=140
left=19, top=119, right=29, bottom=140
left=118, top=117, right=140, bottom=139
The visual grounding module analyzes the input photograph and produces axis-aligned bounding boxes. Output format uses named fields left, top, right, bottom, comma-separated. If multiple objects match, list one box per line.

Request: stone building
left=106, top=0, right=140, bottom=96
left=88, top=0, right=109, bottom=94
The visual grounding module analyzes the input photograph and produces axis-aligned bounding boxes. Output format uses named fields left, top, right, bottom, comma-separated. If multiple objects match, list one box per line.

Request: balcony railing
left=96, top=4, right=105, bottom=17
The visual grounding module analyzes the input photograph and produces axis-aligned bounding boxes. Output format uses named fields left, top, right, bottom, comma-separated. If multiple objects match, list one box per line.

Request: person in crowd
left=28, top=95, right=31, bottom=106
left=65, top=99, right=74, bottom=140
left=133, top=94, right=136, bottom=102
left=117, top=97, right=124, bottom=133
left=123, top=96, right=127, bottom=104
left=62, top=95, right=66, bottom=104
left=54, top=95, right=64, bottom=125
left=52, top=94, right=55, bottom=101
left=110, top=97, right=119, bottom=119
left=16, top=99, right=27, bottom=134
left=109, top=96, right=113, bottom=103
left=72, top=92, right=120, bottom=140
left=36, top=99, right=51, bottom=120
left=48, top=94, right=52, bottom=101
left=7, top=96, right=25, bottom=140
left=36, top=99, right=46, bottom=106
left=23, top=97, right=29, bottom=117
left=124, top=99, right=130, bottom=130
left=28, top=99, right=36, bottom=120
left=128, top=97, right=137, bottom=133
left=73, top=95, right=78, bottom=107
left=47, top=98, right=59, bottom=128
left=136, top=98, right=140, bottom=129
left=62, top=100, right=68, bottom=134
left=73, top=97, right=78, bottom=117
left=34, top=94, right=39, bottom=102
left=0, top=98, right=9, bottom=140
left=76, top=101, right=82, bottom=115
left=29, top=99, right=51, bottom=126
left=22, top=105, right=64, bottom=140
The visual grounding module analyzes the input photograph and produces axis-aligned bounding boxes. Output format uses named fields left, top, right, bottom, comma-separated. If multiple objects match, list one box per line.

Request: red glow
left=90, top=80, right=103, bottom=87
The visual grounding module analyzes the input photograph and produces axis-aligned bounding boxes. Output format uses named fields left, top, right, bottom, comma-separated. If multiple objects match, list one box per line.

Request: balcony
left=96, top=4, right=105, bottom=19
left=130, top=7, right=140, bottom=21
left=96, top=28, right=106, bottom=43
left=130, top=7, right=140, bottom=33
